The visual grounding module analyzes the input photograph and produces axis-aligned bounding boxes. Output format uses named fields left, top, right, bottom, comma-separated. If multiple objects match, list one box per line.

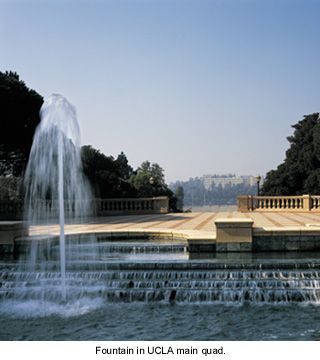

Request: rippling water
left=1, top=301, right=320, bottom=340
left=2, top=239, right=320, bottom=340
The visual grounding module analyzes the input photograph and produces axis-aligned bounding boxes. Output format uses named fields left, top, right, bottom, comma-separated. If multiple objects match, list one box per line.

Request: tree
left=174, top=186, right=184, bottom=211
left=115, top=151, right=133, bottom=181
left=129, top=161, right=166, bottom=197
left=129, top=161, right=177, bottom=210
left=0, top=71, right=43, bottom=175
left=0, top=176, right=22, bottom=201
left=81, top=145, right=136, bottom=198
left=262, top=113, right=320, bottom=195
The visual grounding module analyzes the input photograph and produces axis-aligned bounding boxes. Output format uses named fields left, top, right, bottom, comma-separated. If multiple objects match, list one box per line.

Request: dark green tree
left=174, top=186, right=184, bottom=211
left=129, top=161, right=166, bottom=197
left=0, top=71, right=43, bottom=175
left=115, top=151, right=133, bottom=181
left=129, top=161, right=177, bottom=211
left=262, top=113, right=320, bottom=195
left=81, top=145, right=136, bottom=198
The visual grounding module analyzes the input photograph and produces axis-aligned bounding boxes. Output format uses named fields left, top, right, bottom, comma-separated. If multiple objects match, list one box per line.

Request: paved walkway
left=30, top=211, right=320, bottom=240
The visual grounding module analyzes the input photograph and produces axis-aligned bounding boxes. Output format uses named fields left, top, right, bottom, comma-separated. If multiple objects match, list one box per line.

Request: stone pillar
left=237, top=195, right=251, bottom=212
left=153, top=197, right=169, bottom=213
left=302, top=194, right=311, bottom=211
left=0, top=221, right=29, bottom=253
left=215, top=218, right=254, bottom=252
left=161, top=197, right=169, bottom=213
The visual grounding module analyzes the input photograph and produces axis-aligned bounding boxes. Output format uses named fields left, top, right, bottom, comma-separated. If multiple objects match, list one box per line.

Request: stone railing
left=0, top=196, right=169, bottom=220
left=96, top=197, right=169, bottom=215
left=238, top=195, right=320, bottom=212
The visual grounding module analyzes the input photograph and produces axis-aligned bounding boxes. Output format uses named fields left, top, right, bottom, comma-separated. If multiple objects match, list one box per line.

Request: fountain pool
left=1, top=236, right=320, bottom=340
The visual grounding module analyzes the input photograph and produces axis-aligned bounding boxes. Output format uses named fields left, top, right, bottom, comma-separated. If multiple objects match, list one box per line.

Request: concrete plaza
left=30, top=210, right=320, bottom=241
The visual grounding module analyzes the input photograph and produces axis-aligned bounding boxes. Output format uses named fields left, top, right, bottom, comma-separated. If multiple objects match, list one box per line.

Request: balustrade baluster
left=0, top=196, right=170, bottom=218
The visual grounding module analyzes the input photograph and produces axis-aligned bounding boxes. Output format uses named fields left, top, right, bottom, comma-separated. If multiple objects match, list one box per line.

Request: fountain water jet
left=24, top=94, right=92, bottom=300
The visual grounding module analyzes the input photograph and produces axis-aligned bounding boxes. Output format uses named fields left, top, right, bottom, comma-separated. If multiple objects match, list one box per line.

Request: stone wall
left=0, top=196, right=170, bottom=220
left=253, top=235, right=320, bottom=252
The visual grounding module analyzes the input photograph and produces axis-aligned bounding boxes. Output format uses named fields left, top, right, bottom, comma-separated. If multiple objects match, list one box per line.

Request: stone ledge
left=216, top=242, right=252, bottom=252
left=215, top=218, right=254, bottom=228
left=188, top=239, right=216, bottom=253
left=215, top=218, right=253, bottom=245
left=253, top=234, right=320, bottom=252
left=0, top=221, right=29, bottom=250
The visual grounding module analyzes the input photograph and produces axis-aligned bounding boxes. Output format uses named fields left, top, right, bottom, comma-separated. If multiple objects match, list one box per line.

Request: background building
left=202, top=175, right=261, bottom=190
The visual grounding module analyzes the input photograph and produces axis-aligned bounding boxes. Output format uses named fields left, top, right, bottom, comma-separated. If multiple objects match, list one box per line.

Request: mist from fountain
left=23, top=94, right=92, bottom=300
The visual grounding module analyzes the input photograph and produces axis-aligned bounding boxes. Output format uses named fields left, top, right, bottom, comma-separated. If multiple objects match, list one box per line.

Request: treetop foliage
left=81, top=145, right=136, bottom=198
left=262, top=113, right=320, bottom=195
left=0, top=70, right=43, bottom=175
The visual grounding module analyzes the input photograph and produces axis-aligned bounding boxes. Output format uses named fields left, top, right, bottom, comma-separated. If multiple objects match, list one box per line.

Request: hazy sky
left=1, top=0, right=320, bottom=182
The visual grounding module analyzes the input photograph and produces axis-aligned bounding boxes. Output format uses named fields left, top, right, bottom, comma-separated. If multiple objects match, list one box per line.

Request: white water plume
left=24, top=94, right=91, bottom=223
left=23, top=94, right=92, bottom=300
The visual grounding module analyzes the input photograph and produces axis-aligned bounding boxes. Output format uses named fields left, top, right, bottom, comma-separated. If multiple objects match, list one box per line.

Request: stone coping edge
left=215, top=218, right=254, bottom=228
left=253, top=227, right=320, bottom=236
left=16, top=230, right=193, bottom=243
left=215, top=218, right=254, bottom=223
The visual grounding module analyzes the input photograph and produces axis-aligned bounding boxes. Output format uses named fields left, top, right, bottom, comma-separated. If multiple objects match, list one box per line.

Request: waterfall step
left=2, top=262, right=320, bottom=303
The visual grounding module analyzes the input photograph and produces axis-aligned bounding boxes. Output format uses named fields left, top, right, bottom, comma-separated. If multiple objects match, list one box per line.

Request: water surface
left=1, top=240, right=320, bottom=340
left=1, top=301, right=320, bottom=340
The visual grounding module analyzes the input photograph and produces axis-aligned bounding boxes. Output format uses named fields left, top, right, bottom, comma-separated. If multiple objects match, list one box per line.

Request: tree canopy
left=81, top=150, right=177, bottom=209
left=0, top=71, right=43, bottom=175
left=262, top=113, right=320, bottom=195
left=129, top=161, right=166, bottom=196
left=129, top=161, right=177, bottom=210
left=81, top=146, right=136, bottom=198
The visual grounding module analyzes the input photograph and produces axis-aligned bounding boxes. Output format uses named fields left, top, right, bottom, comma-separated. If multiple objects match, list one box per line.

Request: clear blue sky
left=1, top=0, right=320, bottom=182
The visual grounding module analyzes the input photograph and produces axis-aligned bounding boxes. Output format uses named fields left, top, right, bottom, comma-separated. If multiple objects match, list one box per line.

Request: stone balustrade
left=96, top=197, right=169, bottom=215
left=0, top=196, right=169, bottom=220
left=238, top=194, right=320, bottom=212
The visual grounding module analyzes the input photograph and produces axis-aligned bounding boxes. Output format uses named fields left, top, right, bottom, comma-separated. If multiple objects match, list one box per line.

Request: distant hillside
left=170, top=174, right=257, bottom=206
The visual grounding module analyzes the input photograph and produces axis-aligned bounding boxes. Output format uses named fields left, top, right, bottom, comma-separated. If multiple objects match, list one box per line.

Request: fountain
left=1, top=95, right=320, bottom=340
left=23, top=94, right=92, bottom=300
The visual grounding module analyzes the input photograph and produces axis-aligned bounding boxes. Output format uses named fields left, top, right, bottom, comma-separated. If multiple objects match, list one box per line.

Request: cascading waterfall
left=1, top=233, right=320, bottom=304
left=23, top=94, right=92, bottom=300
left=2, top=247, right=320, bottom=303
